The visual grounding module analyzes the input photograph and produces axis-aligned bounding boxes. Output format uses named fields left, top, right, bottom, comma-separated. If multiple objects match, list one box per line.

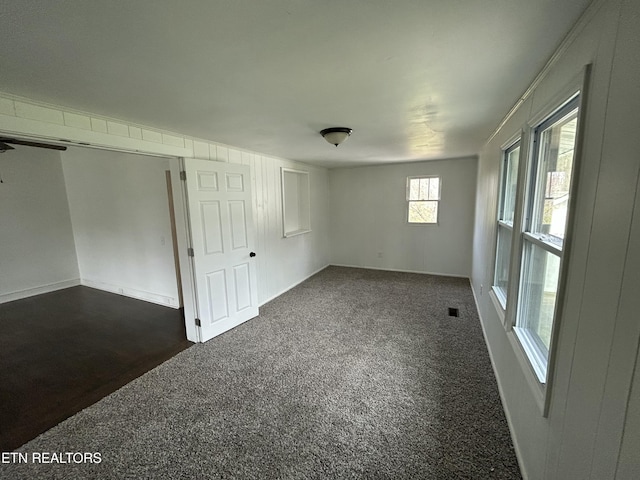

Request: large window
left=407, top=176, right=440, bottom=224
left=493, top=142, right=521, bottom=306
left=513, top=96, right=580, bottom=383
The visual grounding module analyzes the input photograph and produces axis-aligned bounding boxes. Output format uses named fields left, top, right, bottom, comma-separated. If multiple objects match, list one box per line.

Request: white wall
left=618, top=346, right=640, bottom=479
left=0, top=146, right=79, bottom=302
left=244, top=154, right=329, bottom=305
left=329, top=157, right=477, bottom=277
left=471, top=0, right=640, bottom=477
left=615, top=152, right=640, bottom=478
left=62, top=148, right=180, bottom=308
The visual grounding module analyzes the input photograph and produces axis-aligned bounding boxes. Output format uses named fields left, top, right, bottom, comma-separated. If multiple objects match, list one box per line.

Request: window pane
left=429, top=177, right=440, bottom=200
left=501, top=146, right=520, bottom=224
left=517, top=241, right=561, bottom=353
left=531, top=110, right=578, bottom=246
left=419, top=178, right=430, bottom=200
left=408, top=176, right=439, bottom=201
left=494, top=226, right=512, bottom=301
left=493, top=143, right=519, bottom=305
left=409, top=178, right=420, bottom=200
left=408, top=201, right=438, bottom=223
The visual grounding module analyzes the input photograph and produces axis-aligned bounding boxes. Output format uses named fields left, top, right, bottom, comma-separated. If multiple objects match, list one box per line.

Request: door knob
left=250, top=252, right=256, bottom=257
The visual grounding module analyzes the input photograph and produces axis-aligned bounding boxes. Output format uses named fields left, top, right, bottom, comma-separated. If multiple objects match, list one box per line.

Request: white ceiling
left=0, top=0, right=592, bottom=168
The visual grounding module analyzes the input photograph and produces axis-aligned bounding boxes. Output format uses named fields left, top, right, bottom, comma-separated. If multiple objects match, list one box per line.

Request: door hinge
left=187, top=247, right=194, bottom=257
left=180, top=171, right=187, bottom=181
left=195, top=318, right=201, bottom=327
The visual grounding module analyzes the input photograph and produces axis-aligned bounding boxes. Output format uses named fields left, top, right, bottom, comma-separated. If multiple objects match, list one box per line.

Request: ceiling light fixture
left=320, top=127, right=352, bottom=147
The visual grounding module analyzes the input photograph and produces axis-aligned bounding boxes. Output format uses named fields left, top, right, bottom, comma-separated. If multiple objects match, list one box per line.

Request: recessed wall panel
left=206, top=269, right=229, bottom=322
left=233, top=263, right=252, bottom=311
left=197, top=171, right=219, bottom=191
left=229, top=200, right=248, bottom=250
left=200, top=201, right=224, bottom=254
left=226, top=173, right=245, bottom=192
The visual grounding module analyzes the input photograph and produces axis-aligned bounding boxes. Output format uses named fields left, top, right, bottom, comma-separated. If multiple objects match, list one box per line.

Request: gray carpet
left=0, top=266, right=521, bottom=479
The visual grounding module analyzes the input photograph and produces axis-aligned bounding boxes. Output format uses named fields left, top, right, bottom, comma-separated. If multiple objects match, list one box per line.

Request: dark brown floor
left=0, top=286, right=192, bottom=451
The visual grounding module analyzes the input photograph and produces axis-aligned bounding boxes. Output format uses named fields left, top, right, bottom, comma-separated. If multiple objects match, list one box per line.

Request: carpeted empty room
left=1, top=267, right=521, bottom=479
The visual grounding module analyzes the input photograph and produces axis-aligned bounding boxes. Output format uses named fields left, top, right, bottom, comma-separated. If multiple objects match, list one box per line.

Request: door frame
left=165, top=170, right=184, bottom=309
left=169, top=157, right=200, bottom=342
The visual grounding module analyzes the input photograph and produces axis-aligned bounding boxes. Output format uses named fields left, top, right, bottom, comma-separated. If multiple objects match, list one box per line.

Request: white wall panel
left=90, top=118, right=108, bottom=133
left=583, top=1, right=640, bottom=476
left=129, top=126, right=142, bottom=140
left=14, top=102, right=64, bottom=125
left=141, top=129, right=162, bottom=143
left=329, top=157, right=477, bottom=277
left=162, top=133, right=184, bottom=148
left=0, top=97, right=15, bottom=116
left=63, top=112, right=91, bottom=130
left=612, top=106, right=640, bottom=478
left=107, top=121, right=129, bottom=137
left=618, top=349, right=640, bottom=479
left=0, top=146, right=79, bottom=302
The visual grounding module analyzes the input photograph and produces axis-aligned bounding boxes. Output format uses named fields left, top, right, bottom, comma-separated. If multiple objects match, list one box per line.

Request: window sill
left=489, top=288, right=506, bottom=324
left=513, top=327, right=548, bottom=384
left=506, top=328, right=547, bottom=415
left=491, top=286, right=507, bottom=310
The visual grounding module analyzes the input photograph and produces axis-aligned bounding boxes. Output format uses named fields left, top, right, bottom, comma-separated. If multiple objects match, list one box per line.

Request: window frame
left=406, top=175, right=441, bottom=225
left=514, top=95, right=580, bottom=387
left=281, top=167, right=311, bottom=238
left=492, top=138, right=522, bottom=310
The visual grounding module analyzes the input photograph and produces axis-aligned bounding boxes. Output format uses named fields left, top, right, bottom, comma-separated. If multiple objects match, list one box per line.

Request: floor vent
left=448, top=307, right=460, bottom=317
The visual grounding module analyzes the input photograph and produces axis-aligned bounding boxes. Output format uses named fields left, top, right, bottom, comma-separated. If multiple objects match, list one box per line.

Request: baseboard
left=0, top=278, right=81, bottom=304
left=81, top=279, right=180, bottom=309
left=470, top=283, right=528, bottom=480
left=258, top=264, right=330, bottom=307
left=329, top=263, right=470, bottom=279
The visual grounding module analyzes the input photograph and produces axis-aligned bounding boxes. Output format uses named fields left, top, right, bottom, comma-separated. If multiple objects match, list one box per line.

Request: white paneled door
left=184, top=159, right=259, bottom=342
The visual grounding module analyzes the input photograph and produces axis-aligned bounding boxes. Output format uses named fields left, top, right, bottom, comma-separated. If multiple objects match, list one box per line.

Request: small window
left=407, top=176, right=440, bottom=224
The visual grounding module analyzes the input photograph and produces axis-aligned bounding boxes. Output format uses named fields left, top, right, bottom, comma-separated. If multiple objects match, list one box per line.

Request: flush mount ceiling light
left=320, top=127, right=352, bottom=147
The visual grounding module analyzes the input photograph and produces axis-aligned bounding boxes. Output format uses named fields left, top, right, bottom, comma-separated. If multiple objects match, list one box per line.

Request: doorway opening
left=0, top=141, right=192, bottom=450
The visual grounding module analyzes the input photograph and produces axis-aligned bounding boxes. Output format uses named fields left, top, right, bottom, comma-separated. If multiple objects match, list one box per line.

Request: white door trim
left=169, top=157, right=200, bottom=342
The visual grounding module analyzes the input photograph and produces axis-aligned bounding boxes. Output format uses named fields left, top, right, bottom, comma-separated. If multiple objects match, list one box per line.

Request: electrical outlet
left=480, top=284, right=483, bottom=295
